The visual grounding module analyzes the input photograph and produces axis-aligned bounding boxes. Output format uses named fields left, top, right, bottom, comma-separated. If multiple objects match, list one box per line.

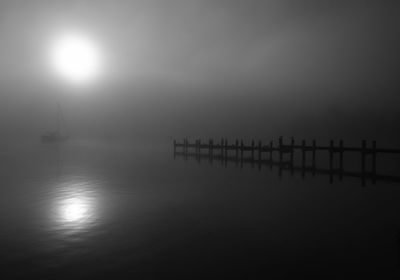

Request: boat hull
left=41, top=133, right=68, bottom=143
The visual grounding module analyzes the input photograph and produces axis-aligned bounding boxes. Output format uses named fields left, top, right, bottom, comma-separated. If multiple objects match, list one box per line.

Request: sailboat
left=41, top=103, right=69, bottom=143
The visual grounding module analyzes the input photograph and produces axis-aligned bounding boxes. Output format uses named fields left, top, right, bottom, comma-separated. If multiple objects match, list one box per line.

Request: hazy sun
left=50, top=32, right=101, bottom=83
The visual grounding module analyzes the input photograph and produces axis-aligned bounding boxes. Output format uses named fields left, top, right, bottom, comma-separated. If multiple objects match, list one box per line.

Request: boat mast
left=57, top=102, right=61, bottom=135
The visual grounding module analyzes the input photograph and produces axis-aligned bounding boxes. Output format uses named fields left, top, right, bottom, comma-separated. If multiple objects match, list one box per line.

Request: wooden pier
left=173, top=137, right=400, bottom=186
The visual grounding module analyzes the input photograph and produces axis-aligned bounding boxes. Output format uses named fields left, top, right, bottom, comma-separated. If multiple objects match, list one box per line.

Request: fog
left=2, top=2, right=400, bottom=278
left=1, top=0, right=399, bottom=145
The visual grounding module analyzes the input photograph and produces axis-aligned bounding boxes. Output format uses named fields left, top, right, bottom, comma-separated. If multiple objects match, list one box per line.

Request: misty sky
left=0, top=1, right=399, bottom=144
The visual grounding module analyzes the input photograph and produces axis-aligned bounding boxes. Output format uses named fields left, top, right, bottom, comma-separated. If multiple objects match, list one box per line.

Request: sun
left=50, top=32, right=101, bottom=83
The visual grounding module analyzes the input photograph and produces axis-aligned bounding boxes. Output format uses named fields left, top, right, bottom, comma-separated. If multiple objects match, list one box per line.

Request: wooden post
left=196, top=140, right=200, bottom=163
left=339, top=140, right=344, bottom=180
left=290, top=137, right=295, bottom=167
left=197, top=139, right=201, bottom=156
left=258, top=141, right=262, bottom=171
left=329, top=140, right=334, bottom=171
left=209, top=139, right=213, bottom=163
left=372, top=140, right=377, bottom=183
left=210, top=139, right=214, bottom=157
left=302, top=140, right=306, bottom=178
left=220, top=138, right=224, bottom=158
left=269, top=141, right=273, bottom=169
left=208, top=139, right=211, bottom=157
left=235, top=139, right=239, bottom=160
left=240, top=140, right=244, bottom=168
left=251, top=140, right=255, bottom=161
left=361, top=140, right=366, bottom=186
left=197, top=139, right=201, bottom=160
left=234, top=139, right=239, bottom=166
left=198, top=139, right=201, bottom=155
left=312, top=140, right=316, bottom=176
left=184, top=138, right=188, bottom=160
left=240, top=140, right=244, bottom=159
left=290, top=138, right=294, bottom=175
left=220, top=138, right=224, bottom=165
left=329, top=140, right=334, bottom=183
left=361, top=140, right=366, bottom=174
left=278, top=137, right=283, bottom=177
left=224, top=139, right=228, bottom=159
left=224, top=139, right=228, bottom=167
left=301, top=140, right=306, bottom=167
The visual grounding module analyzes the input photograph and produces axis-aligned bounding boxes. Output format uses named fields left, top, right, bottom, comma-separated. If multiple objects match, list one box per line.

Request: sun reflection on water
left=59, top=197, right=90, bottom=222
left=51, top=178, right=101, bottom=234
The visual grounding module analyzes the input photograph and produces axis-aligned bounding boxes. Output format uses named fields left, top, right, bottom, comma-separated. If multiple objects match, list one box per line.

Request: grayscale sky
left=0, top=0, right=399, bottom=145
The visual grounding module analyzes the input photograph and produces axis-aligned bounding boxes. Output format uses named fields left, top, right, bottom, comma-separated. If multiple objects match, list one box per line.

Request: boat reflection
left=51, top=178, right=102, bottom=235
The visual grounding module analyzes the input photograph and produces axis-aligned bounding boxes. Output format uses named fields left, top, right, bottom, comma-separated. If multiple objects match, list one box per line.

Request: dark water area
left=1, top=141, right=400, bottom=279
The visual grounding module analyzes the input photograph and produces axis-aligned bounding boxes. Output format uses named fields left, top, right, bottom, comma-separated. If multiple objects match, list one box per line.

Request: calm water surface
left=1, top=141, right=400, bottom=279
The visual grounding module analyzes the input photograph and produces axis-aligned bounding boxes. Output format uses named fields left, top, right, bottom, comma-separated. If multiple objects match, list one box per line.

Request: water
left=1, top=141, right=400, bottom=279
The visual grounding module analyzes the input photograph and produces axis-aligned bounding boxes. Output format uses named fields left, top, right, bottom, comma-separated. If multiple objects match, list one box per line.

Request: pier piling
left=173, top=137, right=400, bottom=185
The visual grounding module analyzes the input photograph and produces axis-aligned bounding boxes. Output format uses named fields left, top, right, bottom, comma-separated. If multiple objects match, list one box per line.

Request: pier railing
left=173, top=137, right=400, bottom=186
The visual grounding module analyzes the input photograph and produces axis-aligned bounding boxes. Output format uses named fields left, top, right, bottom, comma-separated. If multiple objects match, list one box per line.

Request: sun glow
left=50, top=32, right=101, bottom=83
